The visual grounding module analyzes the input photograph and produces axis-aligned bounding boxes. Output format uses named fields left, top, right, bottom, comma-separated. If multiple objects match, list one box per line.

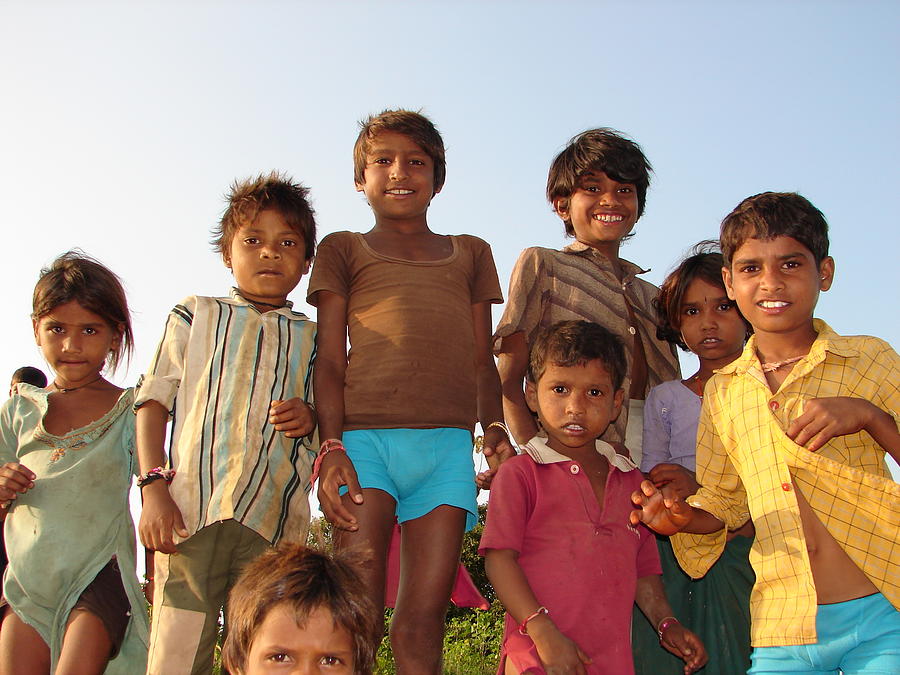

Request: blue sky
left=2, top=0, right=898, bottom=487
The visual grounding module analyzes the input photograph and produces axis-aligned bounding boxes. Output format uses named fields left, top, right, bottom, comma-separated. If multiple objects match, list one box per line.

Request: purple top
left=480, top=438, right=661, bottom=675
left=640, top=379, right=701, bottom=473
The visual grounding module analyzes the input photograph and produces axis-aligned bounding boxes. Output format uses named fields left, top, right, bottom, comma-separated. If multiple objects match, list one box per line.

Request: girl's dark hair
left=653, top=241, right=749, bottom=351
left=32, top=251, right=133, bottom=372
left=223, top=544, right=377, bottom=675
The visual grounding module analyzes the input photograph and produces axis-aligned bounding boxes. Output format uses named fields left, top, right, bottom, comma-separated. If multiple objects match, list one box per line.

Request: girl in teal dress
left=0, top=252, right=148, bottom=674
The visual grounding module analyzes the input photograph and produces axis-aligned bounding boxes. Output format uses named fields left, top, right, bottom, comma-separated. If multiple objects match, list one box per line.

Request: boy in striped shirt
left=135, top=172, right=318, bottom=674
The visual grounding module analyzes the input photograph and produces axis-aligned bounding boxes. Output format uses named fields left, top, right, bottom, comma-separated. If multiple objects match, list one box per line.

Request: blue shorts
left=748, top=593, right=900, bottom=674
left=342, top=428, right=477, bottom=531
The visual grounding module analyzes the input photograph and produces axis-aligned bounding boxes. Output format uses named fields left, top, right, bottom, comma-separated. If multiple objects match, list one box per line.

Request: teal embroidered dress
left=0, top=385, right=148, bottom=673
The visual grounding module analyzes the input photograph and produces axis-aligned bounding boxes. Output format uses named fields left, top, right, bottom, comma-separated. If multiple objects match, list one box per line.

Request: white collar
left=521, top=434, right=637, bottom=472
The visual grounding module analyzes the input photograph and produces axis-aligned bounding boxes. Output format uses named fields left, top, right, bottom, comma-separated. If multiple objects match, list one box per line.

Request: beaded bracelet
left=137, top=467, right=176, bottom=488
left=310, top=439, right=347, bottom=485
left=518, top=606, right=549, bottom=635
left=657, top=616, right=680, bottom=642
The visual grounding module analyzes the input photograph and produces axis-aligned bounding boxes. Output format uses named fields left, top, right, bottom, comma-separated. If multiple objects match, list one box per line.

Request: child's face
left=678, top=277, right=746, bottom=366
left=227, top=209, right=310, bottom=308
left=32, top=301, right=120, bottom=387
left=723, top=235, right=833, bottom=345
left=355, top=130, right=439, bottom=223
left=242, top=604, right=355, bottom=674
left=554, top=170, right=638, bottom=250
left=526, top=358, right=624, bottom=454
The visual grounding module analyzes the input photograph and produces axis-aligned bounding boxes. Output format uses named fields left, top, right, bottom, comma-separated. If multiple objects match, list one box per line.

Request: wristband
left=518, top=606, right=549, bottom=635
left=657, top=616, right=679, bottom=642
left=137, top=467, right=176, bottom=488
left=310, top=439, right=347, bottom=486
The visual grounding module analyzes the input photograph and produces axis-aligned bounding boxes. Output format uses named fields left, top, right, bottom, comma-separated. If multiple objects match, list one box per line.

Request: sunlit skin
left=553, top=170, right=639, bottom=261
left=32, top=301, right=121, bottom=392
left=355, top=130, right=440, bottom=231
left=240, top=605, right=355, bottom=674
left=227, top=209, right=310, bottom=310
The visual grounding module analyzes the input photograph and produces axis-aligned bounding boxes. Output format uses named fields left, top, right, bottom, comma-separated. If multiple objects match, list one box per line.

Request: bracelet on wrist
left=137, top=467, right=176, bottom=488
left=474, top=421, right=512, bottom=454
left=518, top=606, right=549, bottom=635
left=310, top=439, right=347, bottom=485
left=657, top=616, right=679, bottom=642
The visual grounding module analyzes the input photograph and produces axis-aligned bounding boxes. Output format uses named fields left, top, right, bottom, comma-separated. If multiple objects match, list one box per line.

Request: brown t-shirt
left=308, top=232, right=503, bottom=431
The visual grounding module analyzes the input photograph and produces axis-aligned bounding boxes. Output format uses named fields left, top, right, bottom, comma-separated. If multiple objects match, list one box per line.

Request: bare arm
left=136, top=400, right=188, bottom=553
left=635, top=575, right=707, bottom=674
left=485, top=548, right=591, bottom=674
left=312, top=291, right=362, bottom=530
left=496, top=331, right=539, bottom=445
left=472, top=302, right=516, bottom=470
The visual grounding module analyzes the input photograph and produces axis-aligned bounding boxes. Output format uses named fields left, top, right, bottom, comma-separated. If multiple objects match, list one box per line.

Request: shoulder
left=495, top=453, right=539, bottom=483
left=648, top=379, right=683, bottom=399
left=317, top=231, right=360, bottom=254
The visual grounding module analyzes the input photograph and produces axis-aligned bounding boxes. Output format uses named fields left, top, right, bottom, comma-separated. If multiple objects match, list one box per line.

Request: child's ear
left=818, top=256, right=835, bottom=292
left=355, top=180, right=366, bottom=193
left=302, top=257, right=312, bottom=275
left=722, top=266, right=736, bottom=301
left=32, top=318, right=41, bottom=346
left=552, top=197, right=570, bottom=221
left=612, top=388, right=625, bottom=420
left=524, top=380, right=539, bottom=413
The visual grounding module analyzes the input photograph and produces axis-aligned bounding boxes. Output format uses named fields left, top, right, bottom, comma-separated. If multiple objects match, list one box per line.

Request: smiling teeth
left=386, top=189, right=413, bottom=195
left=593, top=214, right=623, bottom=222
left=759, top=300, right=789, bottom=308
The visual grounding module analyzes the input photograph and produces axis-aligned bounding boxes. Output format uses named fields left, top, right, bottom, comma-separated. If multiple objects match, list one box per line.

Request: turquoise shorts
left=748, top=592, right=900, bottom=674
left=342, top=428, right=478, bottom=531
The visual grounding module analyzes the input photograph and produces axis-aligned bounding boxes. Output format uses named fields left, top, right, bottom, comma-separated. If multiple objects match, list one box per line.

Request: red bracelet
left=518, top=606, right=549, bottom=635
left=309, top=439, right=346, bottom=486
left=657, top=616, right=679, bottom=642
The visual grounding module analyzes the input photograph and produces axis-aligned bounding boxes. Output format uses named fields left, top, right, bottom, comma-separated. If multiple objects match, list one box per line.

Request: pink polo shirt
left=480, top=437, right=661, bottom=675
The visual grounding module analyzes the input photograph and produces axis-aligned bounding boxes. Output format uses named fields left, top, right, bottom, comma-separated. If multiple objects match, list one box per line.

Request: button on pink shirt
left=480, top=438, right=661, bottom=674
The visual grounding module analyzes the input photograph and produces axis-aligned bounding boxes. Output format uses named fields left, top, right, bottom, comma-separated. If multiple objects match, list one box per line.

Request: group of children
left=0, top=109, right=896, bottom=675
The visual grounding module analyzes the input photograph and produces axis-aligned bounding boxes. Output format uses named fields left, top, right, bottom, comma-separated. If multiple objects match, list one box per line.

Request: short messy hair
left=353, top=109, right=447, bottom=192
left=11, top=366, right=47, bottom=389
left=213, top=172, right=317, bottom=261
left=546, top=128, right=652, bottom=236
left=222, top=544, right=376, bottom=675
left=720, top=192, right=829, bottom=267
left=32, top=251, right=133, bottom=372
left=654, top=241, right=750, bottom=351
left=527, top=320, right=626, bottom=391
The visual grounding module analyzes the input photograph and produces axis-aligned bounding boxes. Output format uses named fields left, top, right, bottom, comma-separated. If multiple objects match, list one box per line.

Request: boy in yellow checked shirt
left=631, top=192, right=900, bottom=674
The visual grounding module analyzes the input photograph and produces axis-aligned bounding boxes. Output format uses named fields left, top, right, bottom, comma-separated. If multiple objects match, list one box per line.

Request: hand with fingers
left=138, top=481, right=189, bottom=554
left=0, top=462, right=36, bottom=508
left=648, top=463, right=701, bottom=502
left=530, top=620, right=593, bottom=675
left=629, top=479, right=694, bottom=536
left=659, top=621, right=708, bottom=674
left=316, top=448, right=363, bottom=531
left=787, top=396, right=882, bottom=451
left=269, top=397, right=316, bottom=438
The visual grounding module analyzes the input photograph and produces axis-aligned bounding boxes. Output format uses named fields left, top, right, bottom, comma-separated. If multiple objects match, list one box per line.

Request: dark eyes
left=552, top=385, right=567, bottom=394
left=588, top=388, right=602, bottom=397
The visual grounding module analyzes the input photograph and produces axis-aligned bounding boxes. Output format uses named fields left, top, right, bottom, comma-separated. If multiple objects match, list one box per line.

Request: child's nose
left=390, top=160, right=408, bottom=181
left=260, top=243, right=281, bottom=259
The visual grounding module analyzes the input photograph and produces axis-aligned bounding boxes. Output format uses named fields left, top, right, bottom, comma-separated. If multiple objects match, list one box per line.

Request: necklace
left=688, top=374, right=705, bottom=399
left=760, top=355, right=803, bottom=372
left=52, top=374, right=103, bottom=393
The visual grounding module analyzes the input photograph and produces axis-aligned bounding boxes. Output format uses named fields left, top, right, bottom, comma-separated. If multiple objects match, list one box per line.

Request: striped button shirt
left=493, top=243, right=681, bottom=443
left=135, top=290, right=317, bottom=544
left=671, top=321, right=900, bottom=647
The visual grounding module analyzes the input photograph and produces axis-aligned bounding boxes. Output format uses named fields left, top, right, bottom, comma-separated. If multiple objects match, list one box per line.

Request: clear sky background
left=2, top=0, right=898, bottom=498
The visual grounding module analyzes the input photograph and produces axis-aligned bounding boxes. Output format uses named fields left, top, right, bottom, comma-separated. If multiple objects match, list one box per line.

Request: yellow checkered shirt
left=671, top=320, right=900, bottom=647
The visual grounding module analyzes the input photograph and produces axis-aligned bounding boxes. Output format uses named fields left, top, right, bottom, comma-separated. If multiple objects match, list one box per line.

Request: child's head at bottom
left=525, top=321, right=626, bottom=448
left=222, top=544, right=376, bottom=675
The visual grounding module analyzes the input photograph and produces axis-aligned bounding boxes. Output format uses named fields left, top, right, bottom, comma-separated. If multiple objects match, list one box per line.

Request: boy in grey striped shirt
left=135, top=172, right=319, bottom=674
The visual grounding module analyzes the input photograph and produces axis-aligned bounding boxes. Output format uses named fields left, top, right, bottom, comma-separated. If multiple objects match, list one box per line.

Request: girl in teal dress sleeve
left=0, top=251, right=149, bottom=674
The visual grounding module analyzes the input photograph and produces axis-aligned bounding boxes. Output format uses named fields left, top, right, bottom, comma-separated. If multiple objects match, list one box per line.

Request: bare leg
left=0, top=607, right=50, bottom=675
left=334, top=488, right=396, bottom=642
left=56, top=608, right=113, bottom=675
left=391, top=505, right=466, bottom=674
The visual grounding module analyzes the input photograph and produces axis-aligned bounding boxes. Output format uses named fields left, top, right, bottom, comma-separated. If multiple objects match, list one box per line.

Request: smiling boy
left=632, top=192, right=900, bottom=673
left=135, top=173, right=319, bottom=674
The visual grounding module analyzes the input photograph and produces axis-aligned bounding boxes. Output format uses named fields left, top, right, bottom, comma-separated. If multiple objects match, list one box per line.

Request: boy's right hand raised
left=139, top=481, right=189, bottom=554
left=629, top=480, right=693, bottom=536
left=316, top=451, right=363, bottom=532
left=0, top=462, right=35, bottom=506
